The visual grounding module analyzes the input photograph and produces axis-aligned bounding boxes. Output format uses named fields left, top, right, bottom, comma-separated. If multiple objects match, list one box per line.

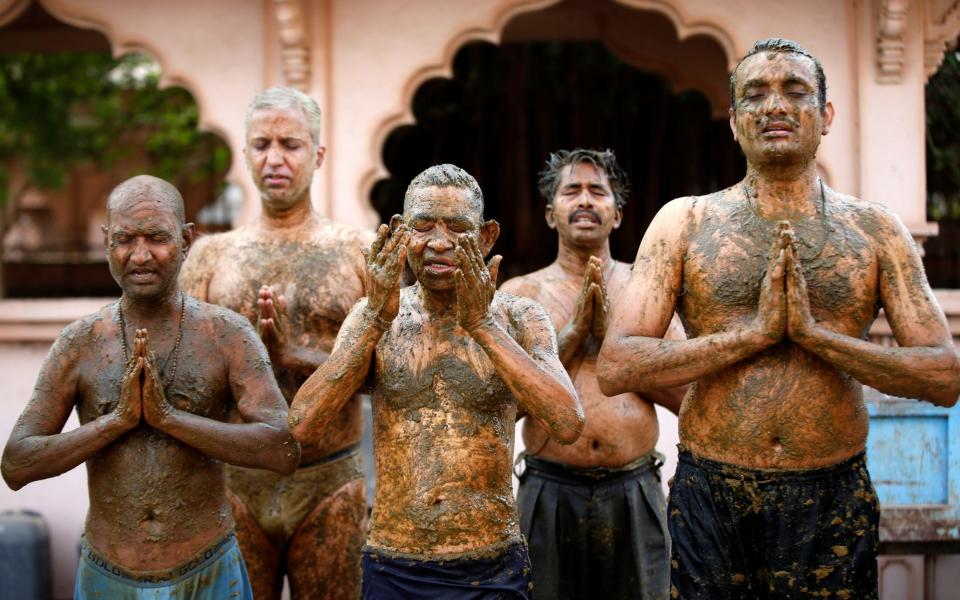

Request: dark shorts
left=669, top=449, right=879, bottom=600
left=517, top=451, right=670, bottom=600
left=361, top=541, right=532, bottom=600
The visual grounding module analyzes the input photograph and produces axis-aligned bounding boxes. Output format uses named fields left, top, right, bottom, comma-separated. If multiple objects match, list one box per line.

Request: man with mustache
left=2, top=175, right=299, bottom=599
left=180, top=87, right=373, bottom=599
left=598, top=38, right=960, bottom=598
left=500, top=149, right=684, bottom=599
left=290, top=164, right=584, bottom=599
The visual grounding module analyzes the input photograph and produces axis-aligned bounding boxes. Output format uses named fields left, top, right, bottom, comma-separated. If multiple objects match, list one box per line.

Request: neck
left=743, top=162, right=821, bottom=219
left=556, top=239, right=612, bottom=277
left=415, top=283, right=457, bottom=321
left=120, top=287, right=183, bottom=323
left=259, top=195, right=315, bottom=230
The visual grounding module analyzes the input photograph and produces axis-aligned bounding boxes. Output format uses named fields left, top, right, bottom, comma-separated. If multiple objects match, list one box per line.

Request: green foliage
left=0, top=51, right=229, bottom=205
left=926, top=47, right=960, bottom=220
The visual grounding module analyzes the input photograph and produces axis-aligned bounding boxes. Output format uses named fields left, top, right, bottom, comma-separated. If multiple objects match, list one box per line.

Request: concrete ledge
left=0, top=298, right=115, bottom=342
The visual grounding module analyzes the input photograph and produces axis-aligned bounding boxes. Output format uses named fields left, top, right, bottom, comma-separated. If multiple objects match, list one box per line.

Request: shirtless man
left=180, top=87, right=372, bottom=599
left=289, top=164, right=584, bottom=599
left=598, top=38, right=960, bottom=599
left=501, top=149, right=683, bottom=600
left=1, top=175, right=299, bottom=599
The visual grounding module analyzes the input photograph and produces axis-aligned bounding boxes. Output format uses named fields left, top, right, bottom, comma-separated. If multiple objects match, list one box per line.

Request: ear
left=545, top=203, right=557, bottom=230
left=101, top=223, right=109, bottom=249
left=728, top=108, right=738, bottom=142
left=182, top=223, right=196, bottom=254
left=389, top=214, right=403, bottom=232
left=821, top=101, right=835, bottom=136
left=315, top=145, right=326, bottom=169
left=611, top=206, right=623, bottom=230
left=478, top=219, right=501, bottom=256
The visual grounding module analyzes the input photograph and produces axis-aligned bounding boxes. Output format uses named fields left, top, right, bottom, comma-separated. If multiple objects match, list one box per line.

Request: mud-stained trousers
left=75, top=532, right=253, bottom=600
left=517, top=451, right=670, bottom=600
left=668, top=449, right=879, bottom=599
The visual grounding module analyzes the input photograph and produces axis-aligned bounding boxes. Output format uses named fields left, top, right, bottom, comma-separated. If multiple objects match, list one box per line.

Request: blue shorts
left=362, top=541, right=533, bottom=599
left=75, top=532, right=254, bottom=600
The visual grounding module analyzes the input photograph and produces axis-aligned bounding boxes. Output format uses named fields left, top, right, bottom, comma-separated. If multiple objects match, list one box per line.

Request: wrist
left=363, top=305, right=393, bottom=331
left=465, top=315, right=498, bottom=337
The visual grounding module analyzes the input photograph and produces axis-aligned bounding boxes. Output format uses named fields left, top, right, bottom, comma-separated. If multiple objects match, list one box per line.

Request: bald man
left=2, top=175, right=299, bottom=600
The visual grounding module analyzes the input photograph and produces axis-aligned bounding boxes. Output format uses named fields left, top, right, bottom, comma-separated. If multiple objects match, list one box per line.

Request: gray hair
left=403, top=164, right=484, bottom=219
left=106, top=175, right=185, bottom=224
left=245, top=87, right=322, bottom=147
left=730, top=38, right=827, bottom=110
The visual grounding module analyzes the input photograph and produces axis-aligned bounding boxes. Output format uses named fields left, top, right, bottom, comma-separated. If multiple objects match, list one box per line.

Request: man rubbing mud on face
left=290, top=164, right=583, bottom=598
left=599, top=38, right=959, bottom=598
left=3, top=174, right=297, bottom=600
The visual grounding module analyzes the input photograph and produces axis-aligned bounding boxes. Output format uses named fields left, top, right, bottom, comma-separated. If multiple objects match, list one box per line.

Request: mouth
left=126, top=269, right=158, bottom=283
left=761, top=121, right=795, bottom=138
left=569, top=210, right=601, bottom=227
left=262, top=174, right=291, bottom=187
left=423, top=257, right=456, bottom=276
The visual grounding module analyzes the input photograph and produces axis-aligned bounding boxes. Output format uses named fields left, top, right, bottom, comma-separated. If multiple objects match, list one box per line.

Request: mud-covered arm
left=289, top=223, right=407, bottom=442
left=142, top=322, right=300, bottom=474
left=2, top=325, right=140, bottom=490
left=640, top=314, right=689, bottom=415
left=472, top=298, right=583, bottom=444
left=178, top=234, right=216, bottom=301
left=289, top=300, right=386, bottom=442
left=598, top=198, right=784, bottom=394
left=787, top=209, right=960, bottom=407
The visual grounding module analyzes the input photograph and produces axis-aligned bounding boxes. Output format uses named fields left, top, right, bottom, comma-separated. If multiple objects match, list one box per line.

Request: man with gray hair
left=290, top=163, right=584, bottom=599
left=181, top=87, right=374, bottom=599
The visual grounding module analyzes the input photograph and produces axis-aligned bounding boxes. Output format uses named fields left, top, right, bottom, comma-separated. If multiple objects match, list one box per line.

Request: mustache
left=569, top=209, right=601, bottom=224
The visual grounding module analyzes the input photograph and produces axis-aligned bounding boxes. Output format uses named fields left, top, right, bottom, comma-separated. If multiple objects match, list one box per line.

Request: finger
left=467, top=236, right=485, bottom=280
left=382, top=224, right=404, bottom=256
left=277, top=295, right=287, bottom=314
left=487, top=255, right=502, bottom=286
left=770, top=248, right=787, bottom=282
left=370, top=224, right=389, bottom=258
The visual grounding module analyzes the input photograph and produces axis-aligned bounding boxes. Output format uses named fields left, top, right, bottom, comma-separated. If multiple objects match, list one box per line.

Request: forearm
left=797, top=326, right=960, bottom=406
left=156, top=409, right=300, bottom=474
left=470, top=320, right=583, bottom=444
left=556, top=322, right=587, bottom=368
left=645, top=384, right=687, bottom=415
left=598, top=326, right=770, bottom=395
left=2, top=414, right=130, bottom=490
left=277, top=346, right=330, bottom=378
left=289, top=306, right=383, bottom=441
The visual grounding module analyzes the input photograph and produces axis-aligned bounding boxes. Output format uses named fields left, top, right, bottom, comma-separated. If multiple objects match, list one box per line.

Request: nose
left=130, top=237, right=152, bottom=264
left=576, top=189, right=595, bottom=208
left=425, top=228, right=455, bottom=252
left=265, top=144, right=284, bottom=166
left=761, top=91, right=788, bottom=114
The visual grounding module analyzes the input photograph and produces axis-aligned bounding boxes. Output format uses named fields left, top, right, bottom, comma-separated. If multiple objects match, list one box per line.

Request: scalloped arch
left=360, top=0, right=741, bottom=207
left=31, top=0, right=233, bottom=151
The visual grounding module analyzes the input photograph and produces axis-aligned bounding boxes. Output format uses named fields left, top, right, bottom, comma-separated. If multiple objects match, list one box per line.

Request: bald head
left=106, top=175, right=185, bottom=225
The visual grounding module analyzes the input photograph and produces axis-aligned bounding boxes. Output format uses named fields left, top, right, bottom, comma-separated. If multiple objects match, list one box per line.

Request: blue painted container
left=866, top=388, right=960, bottom=546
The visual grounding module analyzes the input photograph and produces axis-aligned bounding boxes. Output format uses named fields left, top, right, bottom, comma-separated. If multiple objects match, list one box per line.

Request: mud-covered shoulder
left=494, top=291, right=554, bottom=348
left=499, top=266, right=551, bottom=299
left=832, top=191, right=916, bottom=251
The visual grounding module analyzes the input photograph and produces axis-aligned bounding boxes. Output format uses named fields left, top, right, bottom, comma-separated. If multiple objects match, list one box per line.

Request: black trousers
left=517, top=452, right=670, bottom=600
left=669, top=449, right=879, bottom=600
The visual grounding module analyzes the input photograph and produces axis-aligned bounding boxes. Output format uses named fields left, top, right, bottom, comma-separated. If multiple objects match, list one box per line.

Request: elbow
left=552, top=402, right=585, bottom=446
left=596, top=345, right=624, bottom=396
left=275, top=441, right=301, bottom=476
left=1, top=457, right=27, bottom=491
